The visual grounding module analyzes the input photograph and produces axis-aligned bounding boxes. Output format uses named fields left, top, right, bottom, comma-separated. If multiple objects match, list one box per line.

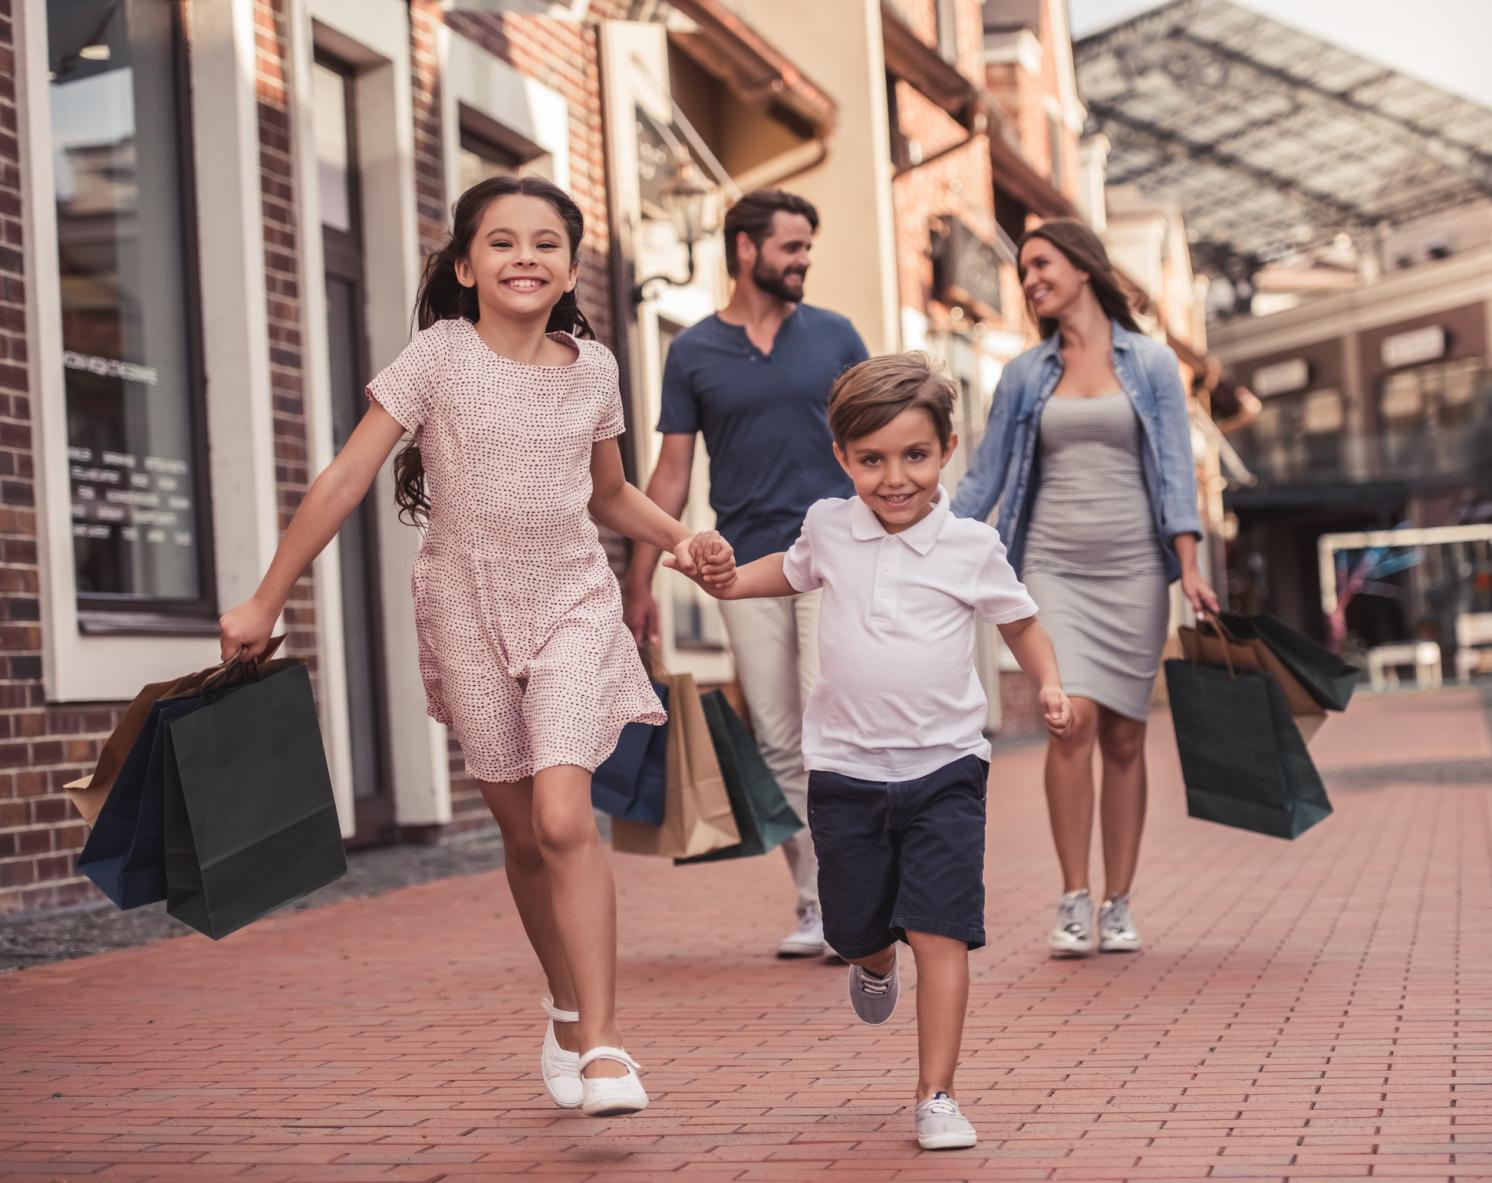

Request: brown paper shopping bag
left=65, top=638, right=289, bottom=825
left=1179, top=615, right=1326, bottom=743
left=612, top=662, right=739, bottom=859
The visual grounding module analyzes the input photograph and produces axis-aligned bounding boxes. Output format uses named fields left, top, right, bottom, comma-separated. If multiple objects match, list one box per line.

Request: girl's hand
left=1040, top=686, right=1073, bottom=740
left=219, top=596, right=279, bottom=663
left=1181, top=569, right=1221, bottom=617
left=691, top=531, right=737, bottom=590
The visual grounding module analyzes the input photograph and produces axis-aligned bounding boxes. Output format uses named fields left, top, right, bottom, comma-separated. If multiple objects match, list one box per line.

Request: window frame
left=46, top=0, right=219, bottom=633
left=20, top=0, right=283, bottom=702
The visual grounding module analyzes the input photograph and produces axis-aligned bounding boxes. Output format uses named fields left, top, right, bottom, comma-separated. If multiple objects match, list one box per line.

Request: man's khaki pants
left=717, top=591, right=821, bottom=912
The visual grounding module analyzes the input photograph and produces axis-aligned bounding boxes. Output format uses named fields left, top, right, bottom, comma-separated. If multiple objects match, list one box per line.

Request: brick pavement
left=2, top=689, right=1490, bottom=1182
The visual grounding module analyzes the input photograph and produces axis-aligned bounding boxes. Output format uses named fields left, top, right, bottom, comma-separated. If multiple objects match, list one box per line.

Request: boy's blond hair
left=828, top=353, right=957, bottom=451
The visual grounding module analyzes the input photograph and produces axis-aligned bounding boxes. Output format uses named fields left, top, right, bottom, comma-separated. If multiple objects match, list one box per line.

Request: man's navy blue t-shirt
left=657, top=305, right=869, bottom=565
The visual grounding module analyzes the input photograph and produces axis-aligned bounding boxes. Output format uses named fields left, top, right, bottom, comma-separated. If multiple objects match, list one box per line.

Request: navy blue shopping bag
left=78, top=695, right=205, bottom=909
left=592, top=681, right=669, bottom=823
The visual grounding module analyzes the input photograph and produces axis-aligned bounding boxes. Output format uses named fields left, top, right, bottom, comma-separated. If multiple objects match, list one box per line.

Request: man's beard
left=752, top=259, right=807, bottom=303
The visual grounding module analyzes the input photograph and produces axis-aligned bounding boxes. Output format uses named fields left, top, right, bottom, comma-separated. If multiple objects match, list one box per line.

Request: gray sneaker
left=915, top=1092, right=977, bottom=1150
left=1049, top=888, right=1095, bottom=957
left=847, top=954, right=899, bottom=1025
left=1099, top=894, right=1141, bottom=952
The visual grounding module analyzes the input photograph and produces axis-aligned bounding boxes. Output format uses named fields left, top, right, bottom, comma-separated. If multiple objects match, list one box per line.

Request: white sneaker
left=539, top=996, right=582, bottom=1108
left=847, top=954, right=899, bottom=1025
left=777, top=903, right=827, bottom=957
left=1049, top=888, right=1095, bottom=957
left=1098, top=894, right=1141, bottom=953
left=578, top=1046, right=649, bottom=1116
left=915, top=1092, right=977, bottom=1150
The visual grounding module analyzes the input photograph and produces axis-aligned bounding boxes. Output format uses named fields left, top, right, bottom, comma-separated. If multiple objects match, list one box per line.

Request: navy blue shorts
left=806, top=754, right=988, bottom=958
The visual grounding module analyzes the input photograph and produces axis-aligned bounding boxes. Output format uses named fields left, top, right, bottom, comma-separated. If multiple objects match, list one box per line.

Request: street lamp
left=631, top=158, right=710, bottom=305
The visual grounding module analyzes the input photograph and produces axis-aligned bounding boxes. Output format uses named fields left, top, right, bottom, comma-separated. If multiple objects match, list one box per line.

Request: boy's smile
left=835, top=408, right=957, bottom=534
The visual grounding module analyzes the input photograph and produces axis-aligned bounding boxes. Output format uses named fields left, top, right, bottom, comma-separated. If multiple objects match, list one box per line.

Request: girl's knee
left=501, top=829, right=546, bottom=874
left=531, top=799, right=599, bottom=857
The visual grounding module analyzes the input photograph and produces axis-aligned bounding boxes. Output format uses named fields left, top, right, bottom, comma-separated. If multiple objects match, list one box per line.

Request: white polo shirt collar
left=848, top=485, right=950, bottom=555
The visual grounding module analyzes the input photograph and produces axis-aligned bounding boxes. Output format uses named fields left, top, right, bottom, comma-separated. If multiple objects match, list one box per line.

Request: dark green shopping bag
left=1164, top=658, right=1333, bottom=840
left=1218, top=612, right=1360, bottom=712
left=675, top=690, right=803, bottom=865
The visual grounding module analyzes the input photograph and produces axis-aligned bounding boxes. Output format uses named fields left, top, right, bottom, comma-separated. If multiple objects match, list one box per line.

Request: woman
left=951, top=218, right=1219, bottom=957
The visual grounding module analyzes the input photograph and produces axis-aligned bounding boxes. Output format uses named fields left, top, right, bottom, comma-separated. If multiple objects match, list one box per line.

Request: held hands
left=1039, top=686, right=1074, bottom=740
left=218, top=596, right=279, bottom=663
left=662, top=530, right=738, bottom=594
left=1180, top=569, right=1221, bottom=617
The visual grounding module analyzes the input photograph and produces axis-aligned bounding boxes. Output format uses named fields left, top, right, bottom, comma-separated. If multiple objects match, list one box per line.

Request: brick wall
left=256, top=0, right=319, bottom=667
left=0, top=0, right=119, bottom=914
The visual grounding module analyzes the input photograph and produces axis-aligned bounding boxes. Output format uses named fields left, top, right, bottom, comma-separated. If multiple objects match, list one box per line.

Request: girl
left=219, top=175, right=731, bottom=1116
left=950, top=218, right=1219, bottom=958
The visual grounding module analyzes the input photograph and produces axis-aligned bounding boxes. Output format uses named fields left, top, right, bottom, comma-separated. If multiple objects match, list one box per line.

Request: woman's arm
left=949, top=367, right=1015, bottom=521
left=220, top=403, right=407, bottom=659
left=1149, top=345, right=1204, bottom=543
left=1174, top=534, right=1220, bottom=615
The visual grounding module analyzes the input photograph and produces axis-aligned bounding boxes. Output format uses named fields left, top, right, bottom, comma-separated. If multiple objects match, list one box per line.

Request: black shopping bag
left=676, top=690, right=803, bottom=865
left=1164, top=658, right=1332, bottom=840
left=1219, top=612, right=1360, bottom=712
left=78, top=695, right=205, bottom=909
left=593, top=681, right=669, bottom=823
left=163, top=661, right=347, bottom=939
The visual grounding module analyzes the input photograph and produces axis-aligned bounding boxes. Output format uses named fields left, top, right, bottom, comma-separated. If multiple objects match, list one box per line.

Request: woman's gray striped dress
left=1020, top=392, right=1170, bottom=721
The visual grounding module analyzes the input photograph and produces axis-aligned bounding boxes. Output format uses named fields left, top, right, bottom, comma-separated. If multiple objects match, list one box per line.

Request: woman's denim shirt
left=950, top=322, right=1203, bottom=583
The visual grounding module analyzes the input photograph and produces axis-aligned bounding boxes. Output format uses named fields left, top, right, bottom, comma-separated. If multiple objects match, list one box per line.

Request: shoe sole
left=918, top=1132, right=978, bottom=1150
left=543, top=1078, right=584, bottom=1108
left=777, top=944, right=827, bottom=958
left=1099, top=939, right=1141, bottom=953
left=1048, top=942, right=1095, bottom=958
left=582, top=1098, right=649, bottom=1117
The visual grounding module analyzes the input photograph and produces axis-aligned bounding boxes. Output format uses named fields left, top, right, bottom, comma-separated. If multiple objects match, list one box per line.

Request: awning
left=880, top=1, right=979, bottom=127
left=666, top=0, right=837, bottom=137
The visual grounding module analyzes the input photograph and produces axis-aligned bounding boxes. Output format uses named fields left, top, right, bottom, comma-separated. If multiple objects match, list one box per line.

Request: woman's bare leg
left=1043, top=697, right=1100, bottom=892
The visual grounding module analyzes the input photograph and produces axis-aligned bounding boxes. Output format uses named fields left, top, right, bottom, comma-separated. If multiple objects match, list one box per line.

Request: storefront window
left=47, top=0, right=212, bottom=620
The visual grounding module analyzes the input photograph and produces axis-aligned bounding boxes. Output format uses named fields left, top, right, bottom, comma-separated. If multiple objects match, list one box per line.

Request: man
left=622, top=189, right=869, bottom=959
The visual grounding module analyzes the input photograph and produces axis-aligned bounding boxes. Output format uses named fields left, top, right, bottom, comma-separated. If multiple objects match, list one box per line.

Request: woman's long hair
left=394, top=175, right=596, bottom=525
left=1017, top=217, right=1146, bottom=339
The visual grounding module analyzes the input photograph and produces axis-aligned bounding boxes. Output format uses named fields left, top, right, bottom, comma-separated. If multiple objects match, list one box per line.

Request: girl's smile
left=457, top=193, right=578, bottom=317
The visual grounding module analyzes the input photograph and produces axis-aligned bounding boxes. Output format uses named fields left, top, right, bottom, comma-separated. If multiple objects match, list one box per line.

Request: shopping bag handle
left=1193, top=611, right=1238, bottom=680
left=201, top=634, right=286, bottom=697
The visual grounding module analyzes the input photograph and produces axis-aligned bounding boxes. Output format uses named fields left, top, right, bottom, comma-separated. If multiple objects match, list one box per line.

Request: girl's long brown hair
left=1017, top=217, right=1145, bottom=339
left=394, top=175, right=596, bottom=526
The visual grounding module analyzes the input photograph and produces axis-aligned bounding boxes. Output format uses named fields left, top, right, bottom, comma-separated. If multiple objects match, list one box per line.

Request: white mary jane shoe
left=577, top=1046, right=649, bottom=1116
left=539, top=996, right=582, bottom=1108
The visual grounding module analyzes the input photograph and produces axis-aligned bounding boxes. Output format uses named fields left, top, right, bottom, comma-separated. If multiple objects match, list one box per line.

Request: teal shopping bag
left=675, top=690, right=803, bottom=865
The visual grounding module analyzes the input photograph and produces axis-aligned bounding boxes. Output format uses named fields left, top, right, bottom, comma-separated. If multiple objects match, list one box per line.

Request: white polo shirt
left=782, top=487, right=1038, bottom=782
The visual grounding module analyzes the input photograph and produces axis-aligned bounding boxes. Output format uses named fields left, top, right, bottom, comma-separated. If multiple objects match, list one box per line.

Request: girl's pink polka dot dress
left=367, top=318, right=665, bottom=783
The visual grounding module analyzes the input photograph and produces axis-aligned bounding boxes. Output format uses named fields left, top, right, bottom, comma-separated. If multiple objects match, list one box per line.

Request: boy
left=675, top=353, right=1073, bottom=1150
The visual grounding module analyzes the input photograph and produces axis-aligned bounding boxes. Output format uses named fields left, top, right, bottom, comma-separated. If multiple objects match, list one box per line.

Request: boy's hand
left=1040, top=686, right=1073, bottom=739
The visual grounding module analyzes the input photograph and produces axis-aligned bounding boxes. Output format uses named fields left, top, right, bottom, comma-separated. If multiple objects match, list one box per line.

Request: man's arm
left=621, top=433, right=696, bottom=644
